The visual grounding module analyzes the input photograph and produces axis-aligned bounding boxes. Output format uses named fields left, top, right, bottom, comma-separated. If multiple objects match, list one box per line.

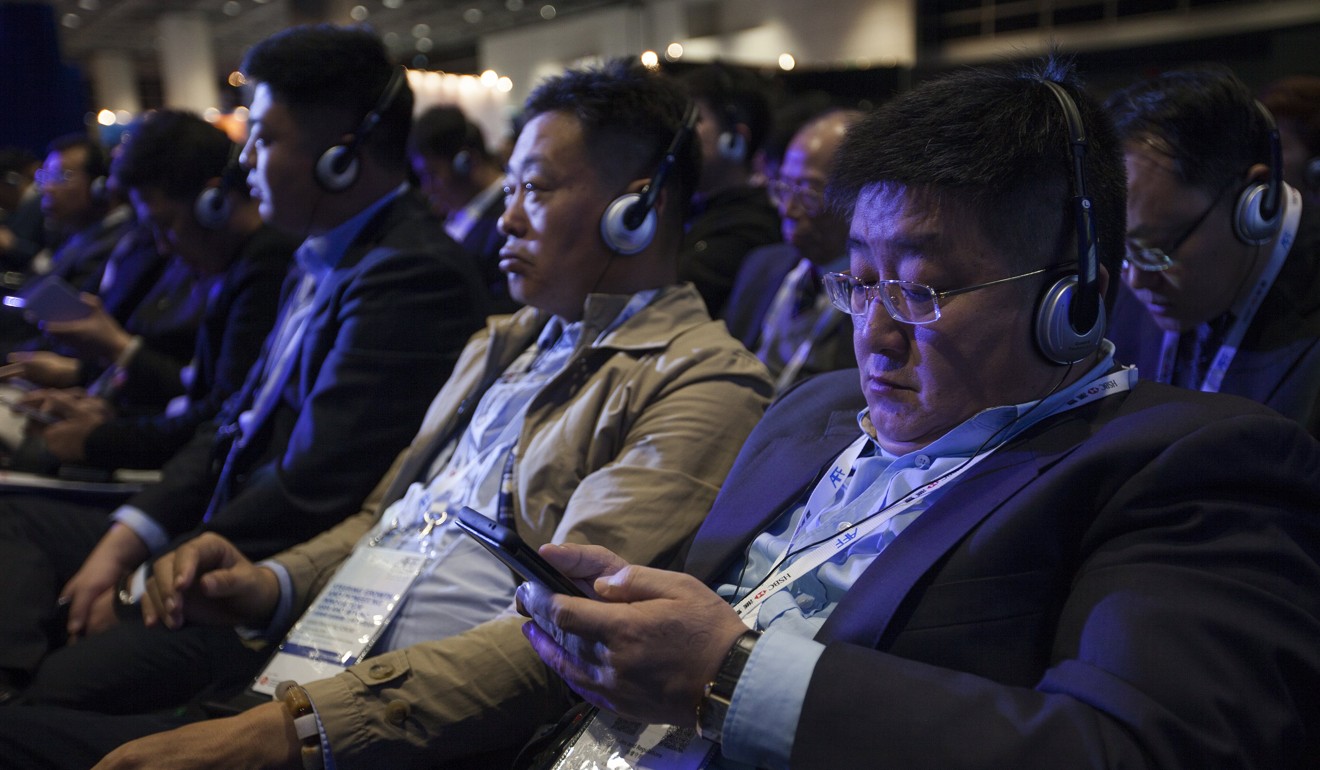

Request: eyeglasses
left=34, top=168, right=79, bottom=188
left=1124, top=185, right=1227, bottom=272
left=823, top=265, right=1066, bottom=325
left=767, top=178, right=827, bottom=217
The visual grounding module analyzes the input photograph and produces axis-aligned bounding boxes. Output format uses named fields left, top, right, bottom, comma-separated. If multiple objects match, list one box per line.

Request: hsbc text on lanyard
left=1156, top=185, right=1302, bottom=391
left=549, top=367, right=1137, bottom=770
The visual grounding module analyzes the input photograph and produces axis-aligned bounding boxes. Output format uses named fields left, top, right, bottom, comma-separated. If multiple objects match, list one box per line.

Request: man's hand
left=18, top=388, right=110, bottom=460
left=60, top=523, right=149, bottom=639
left=92, top=701, right=301, bottom=770
left=4, top=351, right=80, bottom=388
left=38, top=294, right=133, bottom=364
left=141, top=532, right=281, bottom=631
left=518, top=543, right=747, bottom=727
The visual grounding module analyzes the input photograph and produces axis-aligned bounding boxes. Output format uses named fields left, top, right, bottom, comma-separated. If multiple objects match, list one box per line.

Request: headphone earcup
left=1035, top=275, right=1105, bottom=365
left=1233, top=182, right=1281, bottom=245
left=89, top=176, right=108, bottom=206
left=599, top=193, right=656, bottom=255
left=315, top=145, right=359, bottom=193
left=193, top=185, right=232, bottom=230
left=717, top=131, right=747, bottom=164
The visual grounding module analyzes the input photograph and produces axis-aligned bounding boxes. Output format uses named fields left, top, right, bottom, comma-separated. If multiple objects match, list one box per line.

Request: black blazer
left=126, top=192, right=488, bottom=560
left=686, top=369, right=1320, bottom=769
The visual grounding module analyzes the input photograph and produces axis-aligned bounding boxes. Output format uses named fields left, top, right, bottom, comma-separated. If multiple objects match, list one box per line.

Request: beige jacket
left=273, top=283, right=773, bottom=766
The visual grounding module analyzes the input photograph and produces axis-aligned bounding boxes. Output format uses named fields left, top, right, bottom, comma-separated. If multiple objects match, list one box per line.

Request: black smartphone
left=453, top=506, right=588, bottom=597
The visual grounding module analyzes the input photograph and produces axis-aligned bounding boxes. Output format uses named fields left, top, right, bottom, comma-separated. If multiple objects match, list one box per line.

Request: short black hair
left=523, top=58, right=699, bottom=223
left=408, top=105, right=488, bottom=163
left=681, top=64, right=772, bottom=167
left=1259, top=74, right=1320, bottom=160
left=112, top=110, right=234, bottom=201
left=1106, top=65, right=1270, bottom=194
left=830, top=58, right=1125, bottom=280
left=241, top=24, right=412, bottom=171
left=47, top=133, right=109, bottom=181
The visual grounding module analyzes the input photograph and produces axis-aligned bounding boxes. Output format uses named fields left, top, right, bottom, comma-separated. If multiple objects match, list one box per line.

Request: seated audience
left=408, top=104, right=517, bottom=313
left=0, top=24, right=486, bottom=710
left=677, top=64, right=782, bottom=316
left=1106, top=65, right=1320, bottom=436
left=0, top=147, right=42, bottom=274
left=724, top=109, right=859, bottom=392
left=0, top=57, right=773, bottom=770
left=512, top=60, right=1320, bottom=769
left=14, top=109, right=294, bottom=472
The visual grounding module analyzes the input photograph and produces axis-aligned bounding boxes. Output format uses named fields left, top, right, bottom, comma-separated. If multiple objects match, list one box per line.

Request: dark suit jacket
left=81, top=224, right=296, bottom=470
left=1109, top=203, right=1320, bottom=438
left=126, top=192, right=488, bottom=560
left=722, top=242, right=854, bottom=382
left=686, top=368, right=1320, bottom=769
left=679, top=185, right=782, bottom=317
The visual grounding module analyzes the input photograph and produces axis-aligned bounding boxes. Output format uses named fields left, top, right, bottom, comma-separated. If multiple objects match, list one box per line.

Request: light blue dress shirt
left=717, top=342, right=1123, bottom=769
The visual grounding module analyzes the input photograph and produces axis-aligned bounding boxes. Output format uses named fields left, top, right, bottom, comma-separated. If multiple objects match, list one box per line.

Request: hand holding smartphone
left=453, top=506, right=588, bottom=597
left=8, top=275, right=93, bottom=324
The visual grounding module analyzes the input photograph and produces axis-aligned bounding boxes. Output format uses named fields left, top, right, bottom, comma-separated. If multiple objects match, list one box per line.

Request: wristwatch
left=696, top=630, right=761, bottom=743
left=277, top=681, right=325, bottom=770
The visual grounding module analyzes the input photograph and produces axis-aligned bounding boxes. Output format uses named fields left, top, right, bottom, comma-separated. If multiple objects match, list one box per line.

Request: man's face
left=242, top=83, right=321, bottom=234
left=410, top=151, right=465, bottom=217
left=497, top=111, right=619, bottom=320
left=849, top=185, right=1050, bottom=455
left=128, top=186, right=226, bottom=275
left=776, top=121, right=849, bottom=266
left=39, top=147, right=95, bottom=227
left=1122, top=142, right=1248, bottom=332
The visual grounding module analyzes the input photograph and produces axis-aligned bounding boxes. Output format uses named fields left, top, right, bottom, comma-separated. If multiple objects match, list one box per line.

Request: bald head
left=776, top=109, right=861, bottom=265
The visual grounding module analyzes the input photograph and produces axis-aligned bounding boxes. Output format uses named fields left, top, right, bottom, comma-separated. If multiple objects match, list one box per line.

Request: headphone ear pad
left=315, top=145, right=359, bottom=192
left=1234, top=182, right=1280, bottom=245
left=193, top=185, right=232, bottom=230
left=717, top=131, right=747, bottom=164
left=1035, top=275, right=1105, bottom=365
left=599, top=193, right=656, bottom=255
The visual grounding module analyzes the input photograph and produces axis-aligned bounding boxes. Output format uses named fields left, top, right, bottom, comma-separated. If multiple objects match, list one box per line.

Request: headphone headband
left=315, top=66, right=408, bottom=192
left=1041, top=80, right=1100, bottom=337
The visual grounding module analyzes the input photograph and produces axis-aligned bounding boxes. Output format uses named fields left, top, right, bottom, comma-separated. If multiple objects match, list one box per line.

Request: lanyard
left=731, top=367, right=1137, bottom=627
left=1156, top=185, right=1301, bottom=391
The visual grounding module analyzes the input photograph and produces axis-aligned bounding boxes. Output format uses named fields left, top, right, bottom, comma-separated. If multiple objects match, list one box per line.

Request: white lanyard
left=731, top=367, right=1137, bottom=628
left=1156, top=185, right=1301, bottom=391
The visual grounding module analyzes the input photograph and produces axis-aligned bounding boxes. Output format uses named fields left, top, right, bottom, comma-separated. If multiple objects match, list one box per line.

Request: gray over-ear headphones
left=1232, top=100, right=1284, bottom=245
left=194, top=141, right=242, bottom=230
left=315, top=66, right=407, bottom=193
left=1034, top=80, right=1105, bottom=366
left=599, top=103, right=699, bottom=255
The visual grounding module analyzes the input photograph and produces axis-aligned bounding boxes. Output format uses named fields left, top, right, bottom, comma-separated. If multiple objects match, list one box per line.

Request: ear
left=1244, top=162, right=1272, bottom=186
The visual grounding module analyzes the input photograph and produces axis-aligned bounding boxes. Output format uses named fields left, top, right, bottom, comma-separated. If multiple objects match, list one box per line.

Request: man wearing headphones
left=0, top=58, right=772, bottom=769
left=677, top=65, right=782, bottom=317
left=408, top=105, right=517, bottom=313
left=0, top=25, right=486, bottom=712
left=14, top=109, right=294, bottom=472
left=1106, top=66, right=1320, bottom=437
left=513, top=61, right=1320, bottom=769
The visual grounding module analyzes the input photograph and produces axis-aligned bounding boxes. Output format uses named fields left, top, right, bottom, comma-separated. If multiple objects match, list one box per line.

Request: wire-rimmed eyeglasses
left=1124, top=185, right=1228, bottom=272
left=822, top=264, right=1069, bottom=325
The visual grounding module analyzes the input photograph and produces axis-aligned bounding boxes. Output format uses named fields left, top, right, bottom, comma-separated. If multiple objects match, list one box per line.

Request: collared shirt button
left=795, top=593, right=816, bottom=610
left=836, top=521, right=852, bottom=532
left=386, top=699, right=410, bottom=725
left=368, top=663, right=395, bottom=680
left=915, top=454, right=932, bottom=469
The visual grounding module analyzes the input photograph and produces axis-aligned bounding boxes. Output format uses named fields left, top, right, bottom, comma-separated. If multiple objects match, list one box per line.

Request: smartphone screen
left=453, top=506, right=588, bottom=597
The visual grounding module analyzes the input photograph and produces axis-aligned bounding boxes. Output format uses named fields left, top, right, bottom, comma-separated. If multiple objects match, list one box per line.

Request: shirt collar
left=297, top=183, right=405, bottom=278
